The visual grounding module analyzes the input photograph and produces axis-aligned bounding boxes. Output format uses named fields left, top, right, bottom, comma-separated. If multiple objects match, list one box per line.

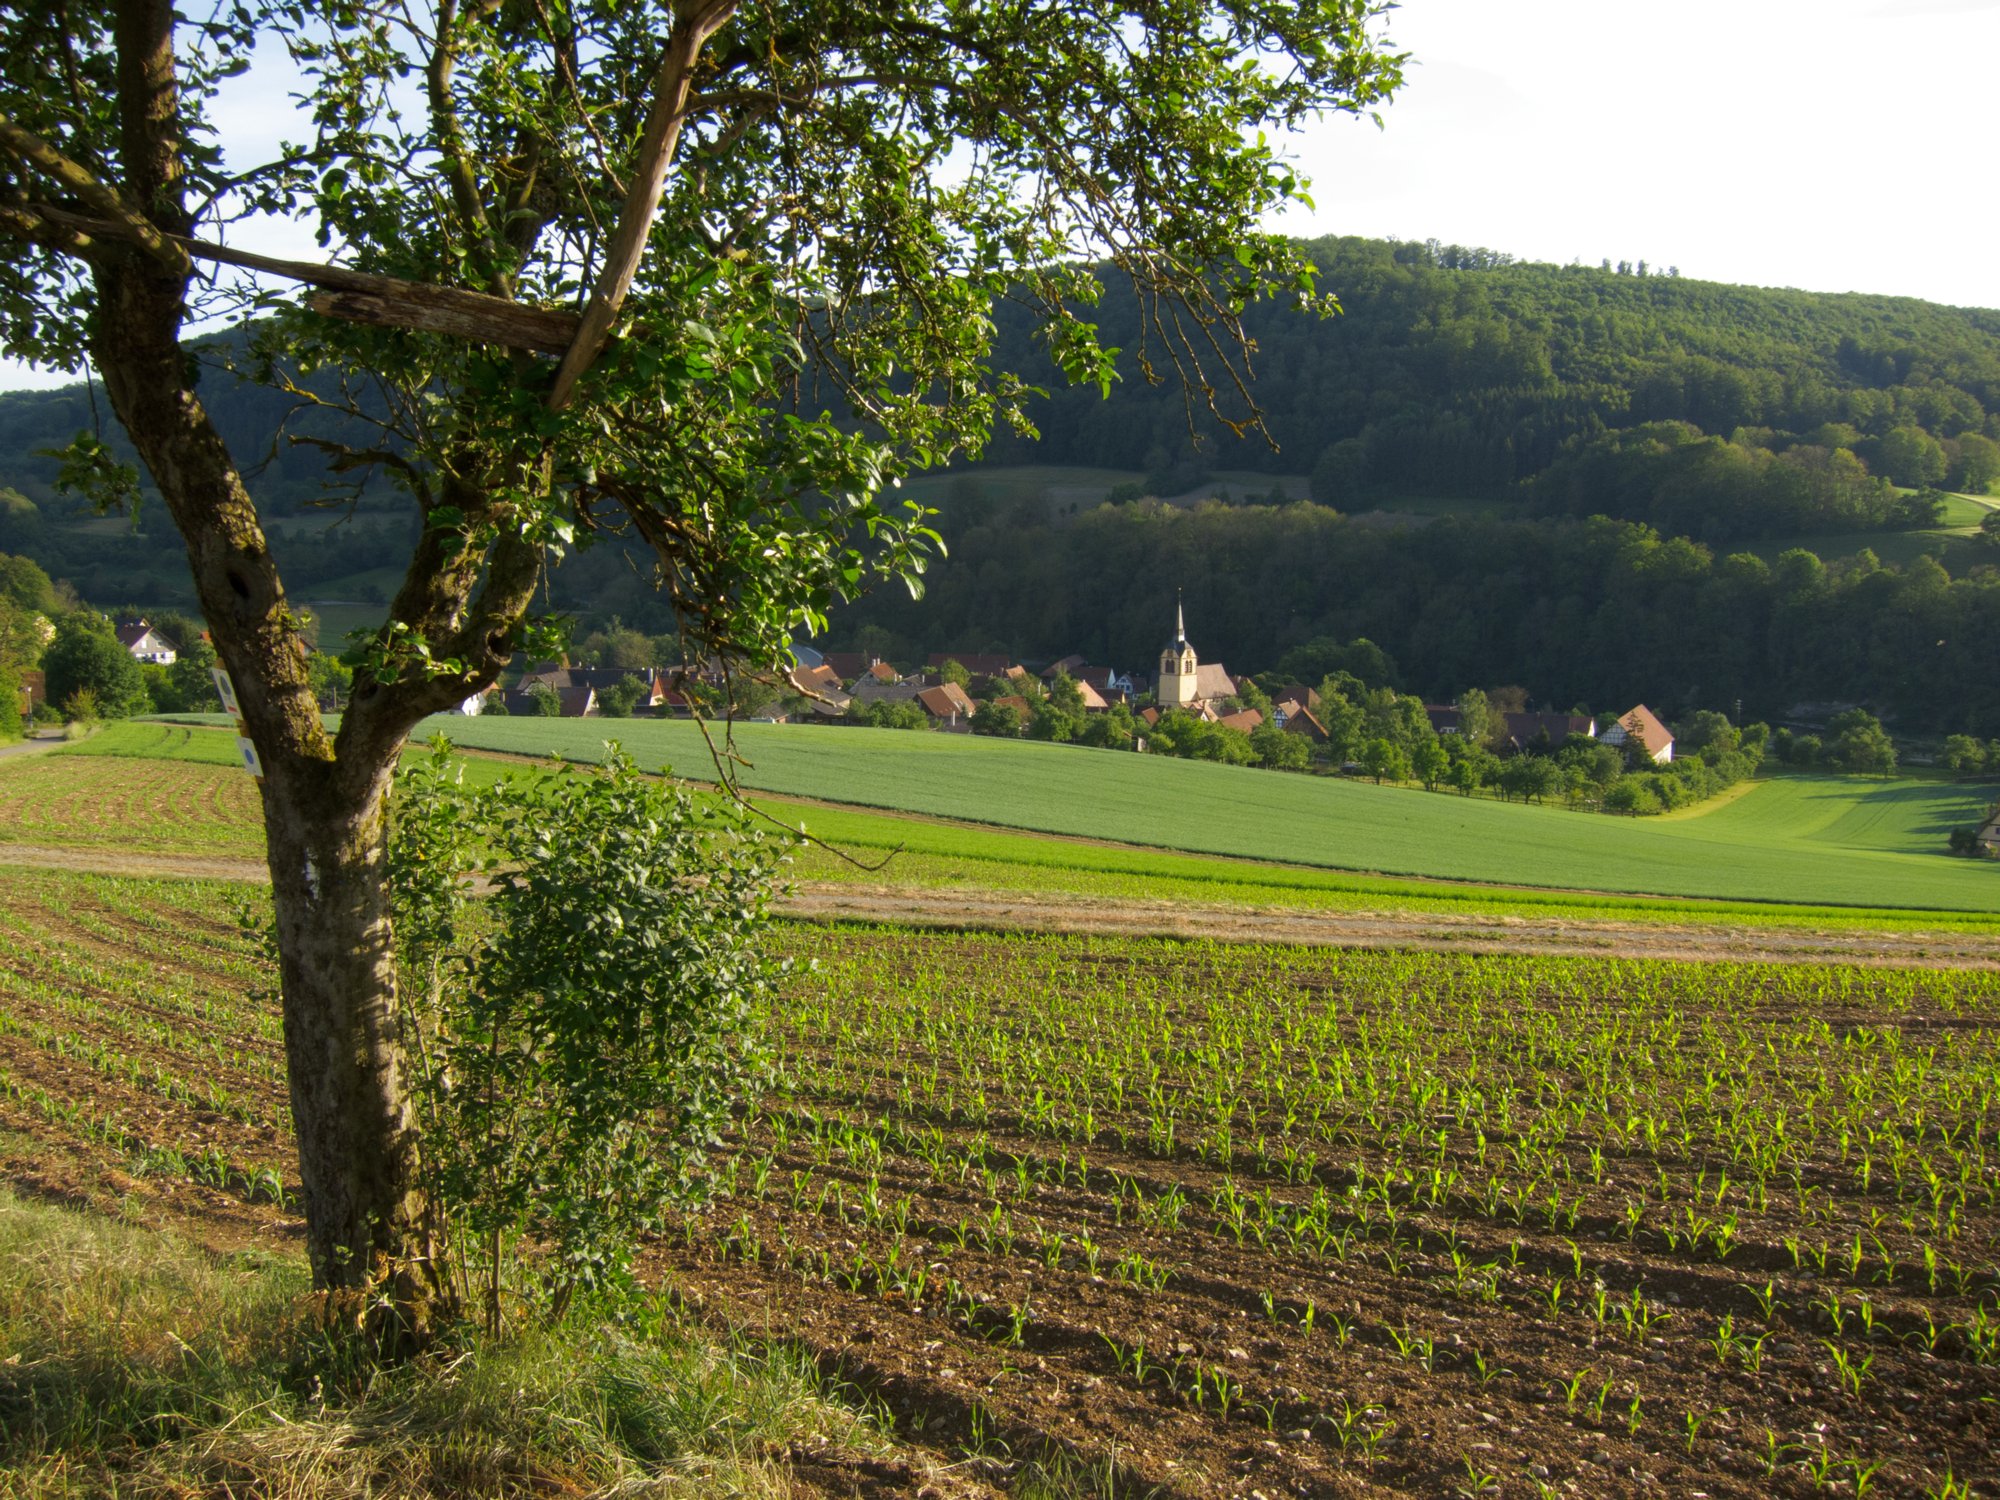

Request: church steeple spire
left=1159, top=591, right=1199, bottom=709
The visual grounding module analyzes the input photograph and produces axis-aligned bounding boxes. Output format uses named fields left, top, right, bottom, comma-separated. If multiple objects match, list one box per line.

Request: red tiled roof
left=1617, top=704, right=1675, bottom=756
left=916, top=682, right=975, bottom=720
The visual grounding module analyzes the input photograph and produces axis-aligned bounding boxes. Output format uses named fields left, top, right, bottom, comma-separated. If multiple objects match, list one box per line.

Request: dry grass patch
left=0, top=1188, right=933, bottom=1498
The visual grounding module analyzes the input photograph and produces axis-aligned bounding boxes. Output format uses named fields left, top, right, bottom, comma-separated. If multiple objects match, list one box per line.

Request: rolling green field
left=413, top=717, right=2000, bottom=912
left=29, top=723, right=1986, bottom=931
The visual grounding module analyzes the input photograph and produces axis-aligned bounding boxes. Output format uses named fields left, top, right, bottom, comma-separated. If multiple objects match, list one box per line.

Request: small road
left=779, top=882, right=2000, bottom=969
left=0, top=734, right=66, bottom=761
left=3, top=840, right=1994, bottom=968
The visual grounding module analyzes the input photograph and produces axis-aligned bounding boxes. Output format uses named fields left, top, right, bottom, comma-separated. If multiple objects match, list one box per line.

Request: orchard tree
left=1950, top=432, right=2000, bottom=495
left=1940, top=734, right=1986, bottom=773
left=1358, top=736, right=1407, bottom=783
left=1828, top=708, right=1897, bottom=775
left=42, top=612, right=147, bottom=717
left=1453, top=687, right=1495, bottom=750
left=0, top=1, right=1402, bottom=1341
left=1251, top=720, right=1309, bottom=770
left=1411, top=734, right=1448, bottom=790
left=970, top=696, right=1024, bottom=738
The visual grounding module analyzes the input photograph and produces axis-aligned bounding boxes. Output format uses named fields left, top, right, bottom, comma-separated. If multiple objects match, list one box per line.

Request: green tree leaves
left=389, top=744, right=787, bottom=1323
left=41, top=612, right=145, bottom=718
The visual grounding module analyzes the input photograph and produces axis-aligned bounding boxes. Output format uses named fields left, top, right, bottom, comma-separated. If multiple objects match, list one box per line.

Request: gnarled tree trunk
left=90, top=251, right=453, bottom=1343
left=261, top=757, right=442, bottom=1341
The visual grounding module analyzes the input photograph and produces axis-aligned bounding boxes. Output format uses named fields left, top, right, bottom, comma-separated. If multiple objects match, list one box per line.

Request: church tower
left=1157, top=595, right=1199, bottom=709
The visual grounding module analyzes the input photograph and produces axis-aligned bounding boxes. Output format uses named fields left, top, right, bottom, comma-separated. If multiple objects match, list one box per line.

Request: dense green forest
left=823, top=501, right=2000, bottom=736
left=978, top=235, right=2000, bottom=540
left=3, top=236, right=1998, bottom=731
left=0, top=334, right=406, bottom=608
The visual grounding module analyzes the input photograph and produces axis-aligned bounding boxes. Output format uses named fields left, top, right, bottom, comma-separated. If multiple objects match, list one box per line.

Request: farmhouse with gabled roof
left=1603, top=704, right=1674, bottom=763
left=116, top=620, right=177, bottom=665
left=916, top=681, right=976, bottom=729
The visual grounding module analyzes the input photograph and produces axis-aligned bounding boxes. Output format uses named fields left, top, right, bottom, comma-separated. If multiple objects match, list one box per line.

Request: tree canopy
left=0, top=0, right=1404, bottom=1339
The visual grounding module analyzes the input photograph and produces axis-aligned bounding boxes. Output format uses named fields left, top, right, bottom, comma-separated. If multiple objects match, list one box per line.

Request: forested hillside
left=983, top=236, right=2000, bottom=541
left=814, top=237, right=2000, bottom=733
left=3, top=237, right=1998, bottom=731
left=829, top=501, right=2000, bottom=736
left=0, top=342, right=408, bottom=608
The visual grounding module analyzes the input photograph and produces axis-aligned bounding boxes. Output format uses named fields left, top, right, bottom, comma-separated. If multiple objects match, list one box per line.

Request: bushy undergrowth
left=0, top=1188, right=891, bottom=1497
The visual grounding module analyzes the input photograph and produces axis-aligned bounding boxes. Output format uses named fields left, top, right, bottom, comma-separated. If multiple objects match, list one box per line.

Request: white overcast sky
left=1283, top=0, right=2000, bottom=304
left=3, top=0, right=1996, bottom=393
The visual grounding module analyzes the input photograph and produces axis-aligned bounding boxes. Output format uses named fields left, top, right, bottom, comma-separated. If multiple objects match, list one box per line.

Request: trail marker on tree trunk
left=212, top=666, right=261, bottom=777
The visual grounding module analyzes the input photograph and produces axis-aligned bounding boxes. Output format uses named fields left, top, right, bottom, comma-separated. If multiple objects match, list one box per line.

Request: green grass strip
left=411, top=716, right=2000, bottom=914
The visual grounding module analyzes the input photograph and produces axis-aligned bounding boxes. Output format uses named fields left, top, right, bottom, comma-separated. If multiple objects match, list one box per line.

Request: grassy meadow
left=419, top=716, right=2000, bottom=912
left=24, top=720, right=2000, bottom=927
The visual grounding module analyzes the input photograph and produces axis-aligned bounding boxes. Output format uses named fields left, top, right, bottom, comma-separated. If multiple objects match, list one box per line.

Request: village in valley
left=15, top=587, right=1982, bottom=849
left=11, top=4, right=2000, bottom=1493
left=455, top=595, right=1830, bottom=821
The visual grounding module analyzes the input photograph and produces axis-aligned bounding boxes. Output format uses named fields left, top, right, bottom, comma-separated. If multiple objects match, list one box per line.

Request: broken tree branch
left=19, top=206, right=580, bottom=352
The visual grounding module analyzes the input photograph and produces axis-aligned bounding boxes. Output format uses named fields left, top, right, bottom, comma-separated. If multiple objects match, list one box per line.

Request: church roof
left=1193, top=663, right=1235, bottom=700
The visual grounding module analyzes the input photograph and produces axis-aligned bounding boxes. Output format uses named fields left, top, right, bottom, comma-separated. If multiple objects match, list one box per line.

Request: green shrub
left=0, top=664, right=20, bottom=740
left=1603, top=779, right=1662, bottom=816
left=389, top=744, right=788, bottom=1328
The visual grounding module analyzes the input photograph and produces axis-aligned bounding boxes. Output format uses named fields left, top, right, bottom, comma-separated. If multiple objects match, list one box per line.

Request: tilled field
left=2, top=871, right=1998, bottom=1496
left=0, top=753, right=263, bottom=854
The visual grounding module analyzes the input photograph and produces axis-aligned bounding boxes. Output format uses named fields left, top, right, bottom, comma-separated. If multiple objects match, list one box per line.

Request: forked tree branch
left=546, top=0, right=738, bottom=411
left=0, top=108, right=188, bottom=273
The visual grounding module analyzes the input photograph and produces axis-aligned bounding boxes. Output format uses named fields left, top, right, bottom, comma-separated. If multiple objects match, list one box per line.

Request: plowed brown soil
left=5, top=870, right=1998, bottom=1497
